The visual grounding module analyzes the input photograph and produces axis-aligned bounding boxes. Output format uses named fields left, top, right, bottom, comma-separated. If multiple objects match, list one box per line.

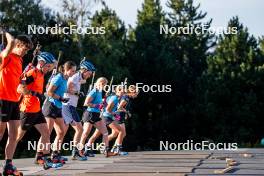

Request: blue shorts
left=62, top=105, right=81, bottom=124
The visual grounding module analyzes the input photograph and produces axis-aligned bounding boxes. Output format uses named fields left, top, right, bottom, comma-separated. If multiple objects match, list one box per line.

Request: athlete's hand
left=59, top=97, right=70, bottom=103
left=0, top=31, right=15, bottom=59
left=93, top=103, right=104, bottom=110
left=117, top=107, right=126, bottom=112
left=79, top=91, right=85, bottom=97
left=31, top=91, right=44, bottom=101
left=74, top=91, right=85, bottom=97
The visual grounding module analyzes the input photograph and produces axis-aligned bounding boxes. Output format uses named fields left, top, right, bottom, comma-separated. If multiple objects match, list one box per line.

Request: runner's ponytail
left=58, top=65, right=64, bottom=73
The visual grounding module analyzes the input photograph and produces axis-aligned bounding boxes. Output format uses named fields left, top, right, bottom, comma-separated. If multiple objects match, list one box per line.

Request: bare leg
left=108, top=121, right=123, bottom=146
left=45, top=117, right=55, bottom=135
left=80, top=122, right=93, bottom=147
left=108, top=128, right=119, bottom=142
left=41, top=117, right=54, bottom=153
left=16, top=125, right=26, bottom=142
left=88, top=129, right=101, bottom=146
left=114, top=124, right=126, bottom=146
left=0, top=121, right=7, bottom=141
left=94, top=120, right=109, bottom=147
left=71, top=122, right=83, bottom=147
left=35, top=123, right=51, bottom=154
left=15, top=125, right=26, bottom=155
left=53, top=118, right=65, bottom=151
left=5, top=120, right=20, bottom=159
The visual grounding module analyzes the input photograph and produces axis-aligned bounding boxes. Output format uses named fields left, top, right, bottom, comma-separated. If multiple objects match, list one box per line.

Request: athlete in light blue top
left=102, top=95, right=119, bottom=118
left=86, top=88, right=102, bottom=113
left=87, top=85, right=125, bottom=156
left=80, top=77, right=117, bottom=157
left=49, top=73, right=67, bottom=108
left=110, top=85, right=139, bottom=155
left=44, top=61, right=77, bottom=163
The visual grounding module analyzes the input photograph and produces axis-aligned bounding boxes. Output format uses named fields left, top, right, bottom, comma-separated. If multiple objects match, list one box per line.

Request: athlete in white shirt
left=62, top=60, right=95, bottom=161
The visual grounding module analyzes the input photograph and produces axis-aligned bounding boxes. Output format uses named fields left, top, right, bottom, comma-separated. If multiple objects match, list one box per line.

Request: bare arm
left=17, top=84, right=31, bottom=95
left=118, top=99, right=127, bottom=112
left=83, top=96, right=97, bottom=107
left=106, top=101, right=115, bottom=114
left=47, top=84, right=60, bottom=99
left=0, top=32, right=15, bottom=60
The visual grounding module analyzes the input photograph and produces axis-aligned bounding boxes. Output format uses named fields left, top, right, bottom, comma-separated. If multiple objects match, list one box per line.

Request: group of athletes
left=0, top=31, right=139, bottom=176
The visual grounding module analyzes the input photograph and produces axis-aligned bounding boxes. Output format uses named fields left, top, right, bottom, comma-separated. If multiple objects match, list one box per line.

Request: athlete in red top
left=19, top=68, right=44, bottom=113
left=0, top=33, right=33, bottom=176
left=16, top=52, right=62, bottom=168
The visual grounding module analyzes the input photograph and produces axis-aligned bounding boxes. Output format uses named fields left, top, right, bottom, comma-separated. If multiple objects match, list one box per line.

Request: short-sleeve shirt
left=48, top=73, right=67, bottom=108
left=0, top=53, right=22, bottom=102
left=64, top=72, right=84, bottom=107
left=86, top=88, right=102, bottom=113
left=103, top=95, right=119, bottom=117
left=20, top=68, right=44, bottom=113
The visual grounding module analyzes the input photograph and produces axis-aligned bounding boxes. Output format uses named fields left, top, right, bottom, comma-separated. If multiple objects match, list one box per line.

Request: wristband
left=94, top=104, right=100, bottom=109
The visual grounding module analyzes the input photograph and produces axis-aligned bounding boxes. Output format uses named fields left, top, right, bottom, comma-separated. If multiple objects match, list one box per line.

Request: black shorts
left=103, top=116, right=114, bottom=126
left=117, top=112, right=126, bottom=124
left=82, top=111, right=101, bottom=124
left=0, top=100, right=20, bottom=122
left=20, top=111, right=46, bottom=131
left=42, top=100, right=62, bottom=119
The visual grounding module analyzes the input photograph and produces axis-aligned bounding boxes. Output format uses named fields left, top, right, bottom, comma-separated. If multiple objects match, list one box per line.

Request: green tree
left=61, top=0, right=102, bottom=57
left=166, top=0, right=214, bottom=75
left=197, top=17, right=264, bottom=145
left=126, top=0, right=173, bottom=149
left=0, top=0, right=53, bottom=34
left=161, top=0, right=215, bottom=142
left=260, top=37, right=264, bottom=56
left=82, top=4, right=129, bottom=81
left=0, top=0, right=69, bottom=65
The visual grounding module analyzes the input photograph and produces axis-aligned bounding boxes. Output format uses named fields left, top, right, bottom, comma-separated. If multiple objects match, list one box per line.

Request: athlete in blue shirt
left=87, top=85, right=125, bottom=156
left=49, top=73, right=67, bottom=108
left=43, top=61, right=76, bottom=163
left=110, top=85, right=139, bottom=155
left=80, top=77, right=116, bottom=157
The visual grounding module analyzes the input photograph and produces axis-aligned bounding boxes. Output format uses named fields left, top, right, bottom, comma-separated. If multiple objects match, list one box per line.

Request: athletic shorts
left=20, top=111, right=46, bottom=131
left=0, top=100, right=20, bottom=122
left=117, top=112, right=126, bottom=124
left=62, top=105, right=81, bottom=124
left=42, top=100, right=62, bottom=119
left=82, top=111, right=101, bottom=124
left=103, top=115, right=114, bottom=126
